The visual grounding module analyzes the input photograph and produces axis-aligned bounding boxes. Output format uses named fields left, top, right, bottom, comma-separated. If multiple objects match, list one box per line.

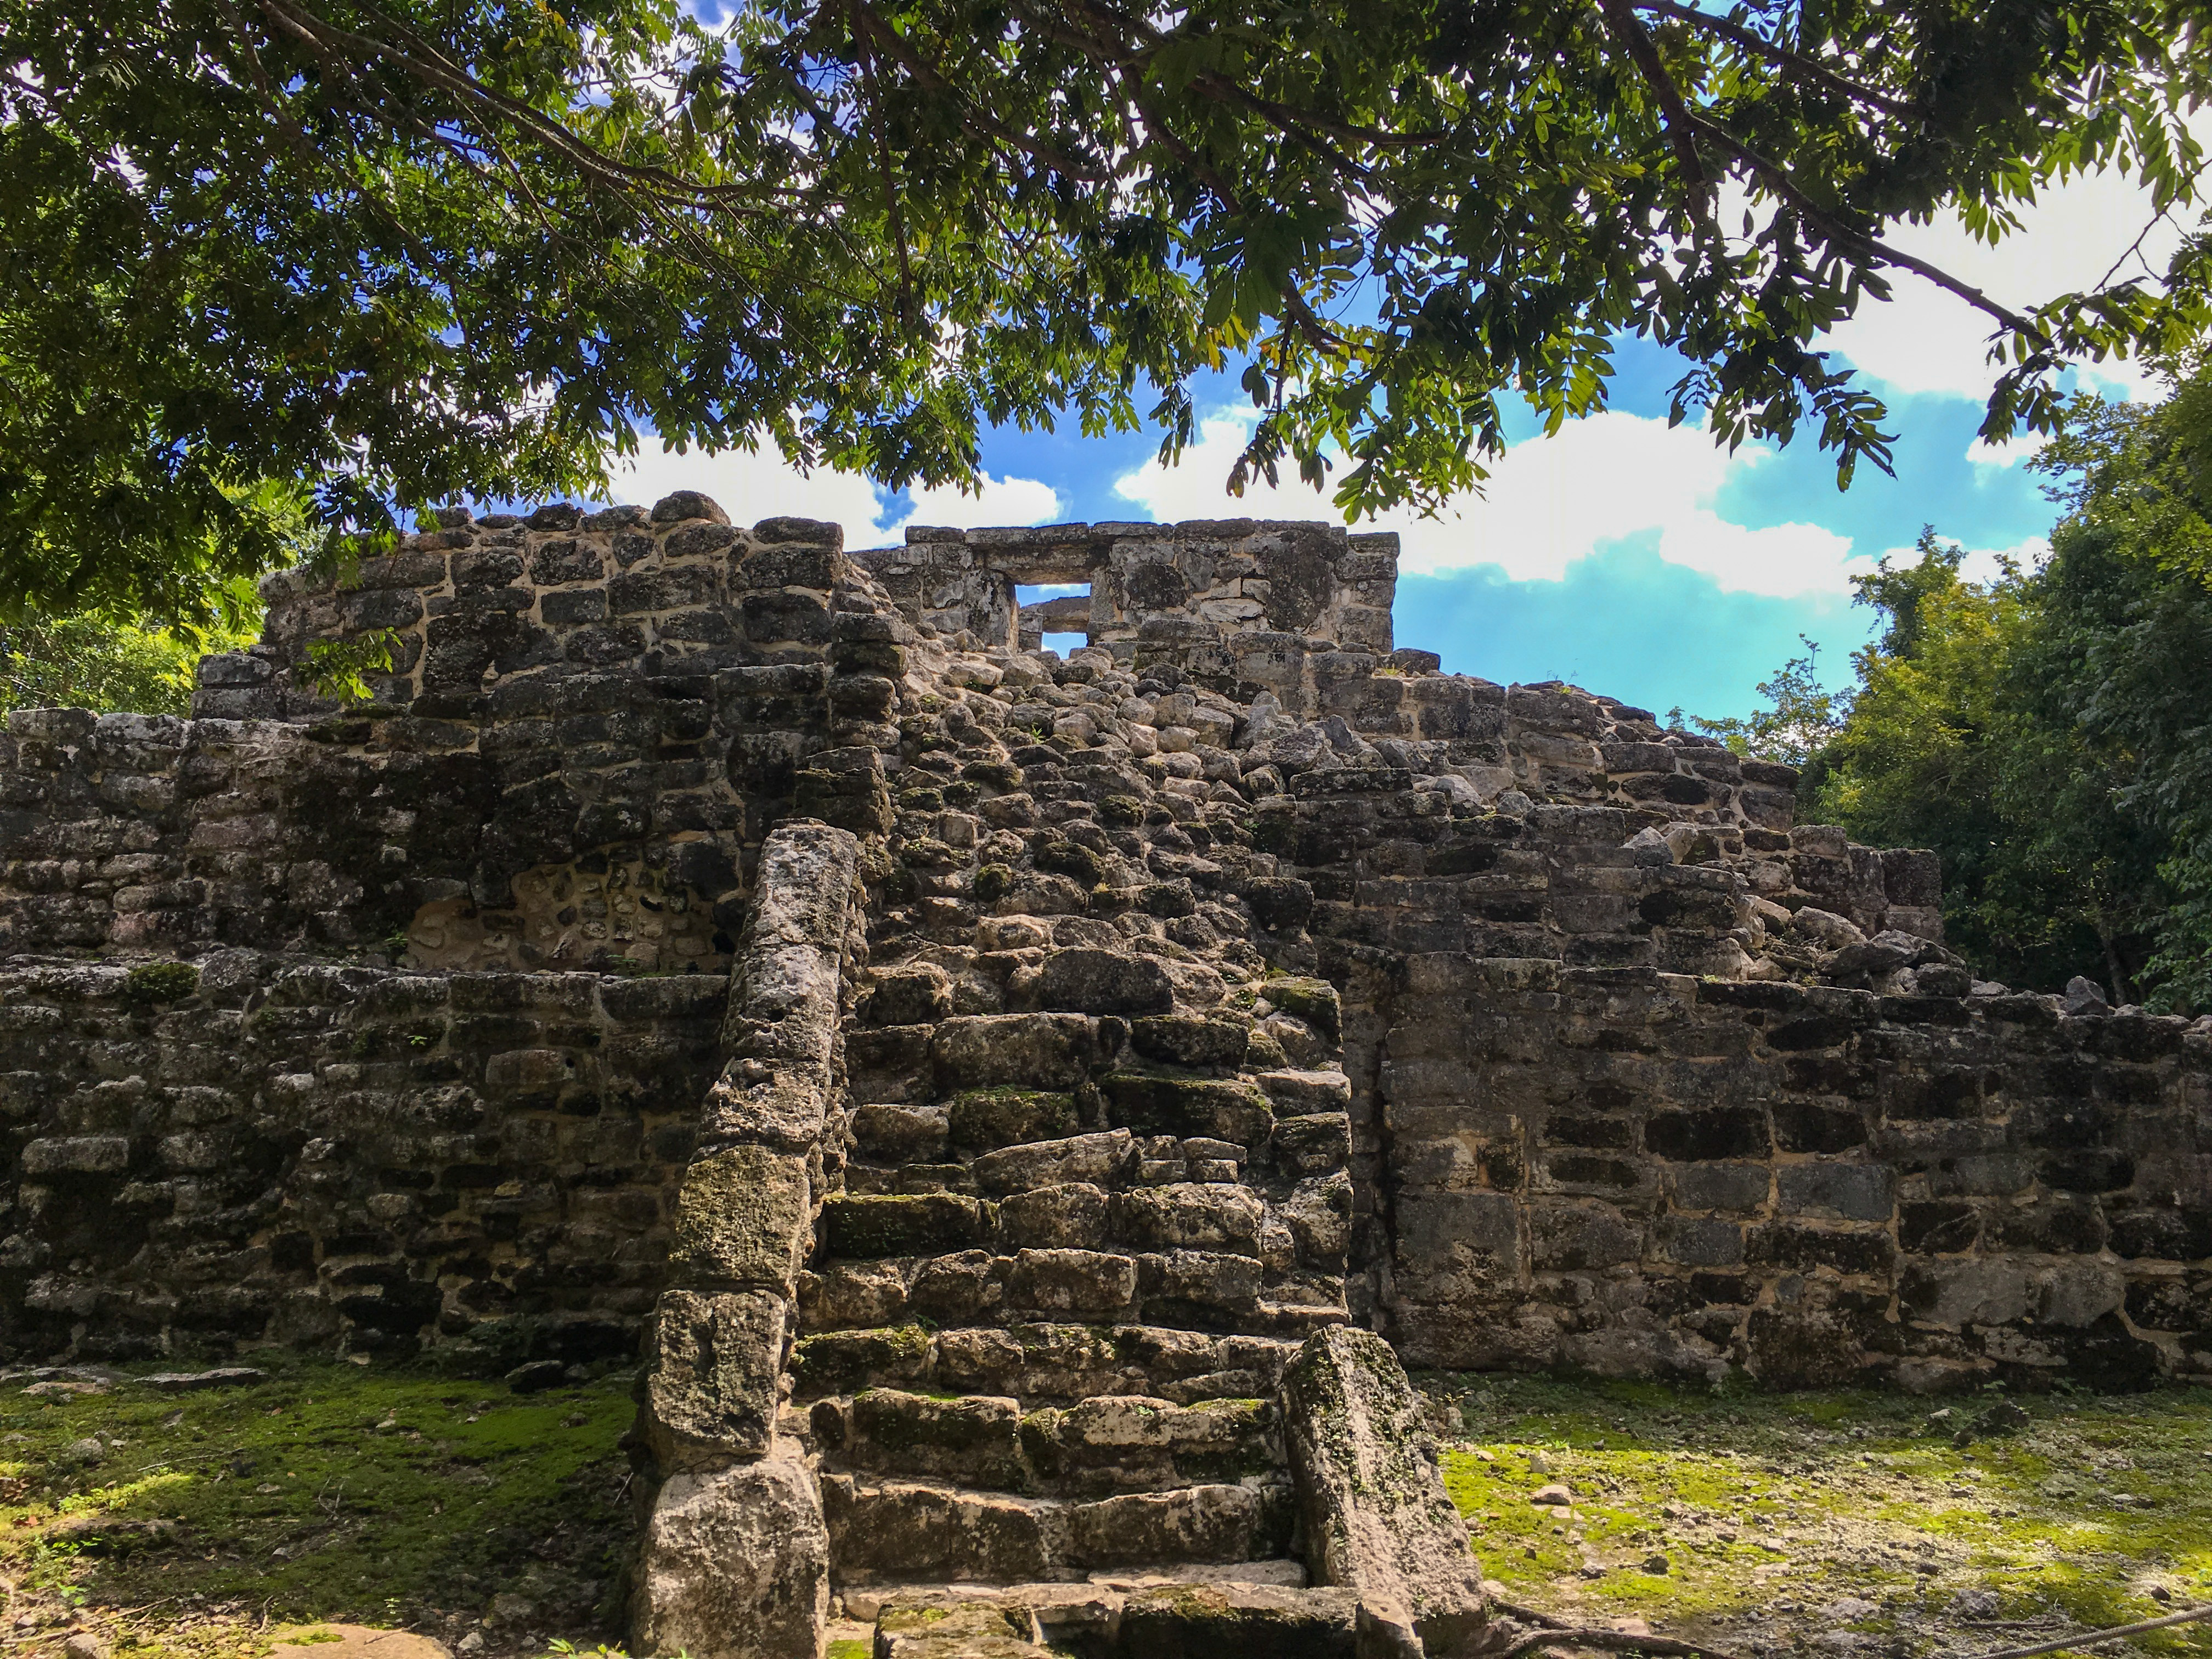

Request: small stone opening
left=1016, top=580, right=1091, bottom=655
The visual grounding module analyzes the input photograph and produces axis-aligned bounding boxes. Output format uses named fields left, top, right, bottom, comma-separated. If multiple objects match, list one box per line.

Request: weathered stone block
left=1064, top=1482, right=1291, bottom=1567
left=973, top=1130, right=1136, bottom=1196
left=642, top=1288, right=788, bottom=1466
left=1279, top=1327, right=1486, bottom=1652
left=949, top=1087, right=1081, bottom=1150
left=1003, top=1248, right=1139, bottom=1317
left=1000, top=1182, right=1111, bottom=1250
left=934, top=1014, right=1099, bottom=1091
left=821, top=1193, right=985, bottom=1259
left=632, top=1457, right=828, bottom=1659
left=1115, top=1184, right=1264, bottom=1254
left=669, top=1146, right=813, bottom=1295
left=821, top=1476, right=1050, bottom=1579
left=1102, top=1074, right=1273, bottom=1146
left=1036, top=949, right=1175, bottom=1015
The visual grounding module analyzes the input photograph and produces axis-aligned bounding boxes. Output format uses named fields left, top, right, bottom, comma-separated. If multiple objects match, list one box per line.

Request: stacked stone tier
left=789, top=709, right=1358, bottom=1590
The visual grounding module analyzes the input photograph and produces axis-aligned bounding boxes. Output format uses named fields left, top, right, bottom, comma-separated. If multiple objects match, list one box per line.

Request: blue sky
left=611, top=164, right=2176, bottom=723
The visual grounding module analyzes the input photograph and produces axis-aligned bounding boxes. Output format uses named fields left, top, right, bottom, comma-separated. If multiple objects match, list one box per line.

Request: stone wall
left=0, top=510, right=2205, bottom=1401
left=0, top=954, right=722, bottom=1362
left=1255, top=784, right=2212, bottom=1391
left=856, top=520, right=1396, bottom=672
left=1, top=499, right=882, bottom=972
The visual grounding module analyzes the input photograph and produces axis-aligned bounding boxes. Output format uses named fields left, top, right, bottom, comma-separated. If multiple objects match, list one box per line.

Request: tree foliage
left=7, top=0, right=2212, bottom=619
left=1704, top=394, right=2212, bottom=1012
left=0, top=583, right=262, bottom=717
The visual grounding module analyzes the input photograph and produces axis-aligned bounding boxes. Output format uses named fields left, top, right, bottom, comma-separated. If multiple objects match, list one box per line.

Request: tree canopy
left=1701, top=376, right=2212, bottom=1014
left=7, top=0, right=2212, bottom=620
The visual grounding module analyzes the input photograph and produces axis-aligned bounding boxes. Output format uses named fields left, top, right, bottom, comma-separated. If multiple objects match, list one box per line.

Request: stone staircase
left=794, top=704, right=1357, bottom=1595
left=632, top=637, right=1491, bottom=1659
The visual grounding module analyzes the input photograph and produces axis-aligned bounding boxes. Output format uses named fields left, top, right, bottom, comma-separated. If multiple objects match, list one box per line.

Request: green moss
left=971, top=864, right=1014, bottom=902
left=0, top=1353, right=635, bottom=1658
left=121, top=962, right=200, bottom=1009
left=1263, top=976, right=1340, bottom=1042
left=826, top=1640, right=873, bottom=1659
left=946, top=1086, right=1076, bottom=1149
left=1424, top=1371, right=2212, bottom=1653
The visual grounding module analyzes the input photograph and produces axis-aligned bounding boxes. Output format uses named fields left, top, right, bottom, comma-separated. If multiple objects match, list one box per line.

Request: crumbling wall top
left=853, top=518, right=1397, bottom=659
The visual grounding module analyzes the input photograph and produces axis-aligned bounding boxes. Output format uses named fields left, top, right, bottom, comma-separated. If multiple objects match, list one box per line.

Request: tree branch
left=1685, top=113, right=2049, bottom=343
left=1598, top=0, right=1712, bottom=210
left=1629, top=0, right=1919, bottom=121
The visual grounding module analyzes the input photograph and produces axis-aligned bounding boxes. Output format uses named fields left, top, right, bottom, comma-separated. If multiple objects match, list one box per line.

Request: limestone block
left=1000, top=1182, right=1111, bottom=1250
left=1064, top=1481, right=1292, bottom=1567
left=1137, top=1249, right=1264, bottom=1317
left=724, top=941, right=844, bottom=1063
left=821, top=1475, right=1051, bottom=1579
left=948, top=1086, right=1081, bottom=1149
left=1130, top=1013, right=1252, bottom=1070
left=850, top=1103, right=952, bottom=1163
left=933, top=1013, right=1100, bottom=1091
left=20, top=1137, right=130, bottom=1176
left=1101, top=1074, right=1274, bottom=1147
left=698, top=1065, right=837, bottom=1154
left=875, top=1599, right=1049, bottom=1659
left=1115, top=1183, right=1265, bottom=1254
left=642, top=1289, right=788, bottom=1468
left=820, top=1193, right=986, bottom=1258
left=849, top=1386, right=1025, bottom=1486
left=1257, top=1069, right=1353, bottom=1114
left=1116, top=1582, right=1361, bottom=1655
left=669, top=1146, right=813, bottom=1295
left=1272, top=1114, right=1352, bottom=1176
left=1280, top=1327, right=1487, bottom=1654
left=973, top=1129, right=1136, bottom=1195
left=631, top=1456, right=828, bottom=1659
left=1036, top=948, right=1175, bottom=1015
left=1003, top=1248, right=1139, bottom=1317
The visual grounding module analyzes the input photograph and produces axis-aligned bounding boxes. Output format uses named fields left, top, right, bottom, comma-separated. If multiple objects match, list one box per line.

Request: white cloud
left=1966, top=430, right=2051, bottom=471
left=607, top=437, right=1060, bottom=547
left=1867, top=534, right=2051, bottom=589
left=1819, top=156, right=2202, bottom=404
left=1113, top=408, right=1867, bottom=598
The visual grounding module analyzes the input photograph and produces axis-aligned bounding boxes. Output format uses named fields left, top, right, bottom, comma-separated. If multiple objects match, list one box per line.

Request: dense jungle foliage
left=1699, top=371, right=2212, bottom=1013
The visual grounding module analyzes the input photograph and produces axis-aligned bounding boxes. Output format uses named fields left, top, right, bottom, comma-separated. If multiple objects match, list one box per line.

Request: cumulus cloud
left=1819, top=158, right=2200, bottom=404
left=1966, top=431, right=2051, bottom=471
left=1113, top=408, right=1867, bottom=599
left=1873, top=534, right=2052, bottom=589
left=607, top=438, right=1061, bottom=546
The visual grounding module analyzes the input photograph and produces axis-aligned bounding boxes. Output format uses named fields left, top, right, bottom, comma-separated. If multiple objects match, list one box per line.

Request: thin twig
left=1629, top=0, right=1919, bottom=121
left=1491, top=1598, right=1751, bottom=1659
left=1962, top=1602, right=2212, bottom=1659
left=1498, top=1626, right=1751, bottom=1659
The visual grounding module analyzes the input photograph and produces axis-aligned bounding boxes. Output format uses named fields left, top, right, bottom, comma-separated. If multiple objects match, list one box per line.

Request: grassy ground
left=0, top=1356, right=636, bottom=1659
left=1421, top=1371, right=2212, bottom=1657
left=1, top=1356, right=2205, bottom=1658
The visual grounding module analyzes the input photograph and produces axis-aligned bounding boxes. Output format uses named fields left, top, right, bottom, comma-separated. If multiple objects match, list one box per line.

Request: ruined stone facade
left=3, top=504, right=2209, bottom=1655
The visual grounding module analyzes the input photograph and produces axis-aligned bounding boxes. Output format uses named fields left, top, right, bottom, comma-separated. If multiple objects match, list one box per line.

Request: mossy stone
left=669, top=1145, right=813, bottom=1294
left=948, top=1087, right=1079, bottom=1150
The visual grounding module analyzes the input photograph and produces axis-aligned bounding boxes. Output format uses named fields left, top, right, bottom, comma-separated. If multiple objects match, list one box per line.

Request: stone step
left=810, top=1389, right=1280, bottom=1497
left=822, top=1474, right=1297, bottom=1585
left=797, top=1243, right=1348, bottom=1338
left=789, top=1321, right=1302, bottom=1406
left=866, top=1574, right=1359, bottom=1659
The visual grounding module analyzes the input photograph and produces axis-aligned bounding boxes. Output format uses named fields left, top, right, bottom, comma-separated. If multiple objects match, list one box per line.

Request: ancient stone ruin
left=2, top=501, right=2207, bottom=1656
